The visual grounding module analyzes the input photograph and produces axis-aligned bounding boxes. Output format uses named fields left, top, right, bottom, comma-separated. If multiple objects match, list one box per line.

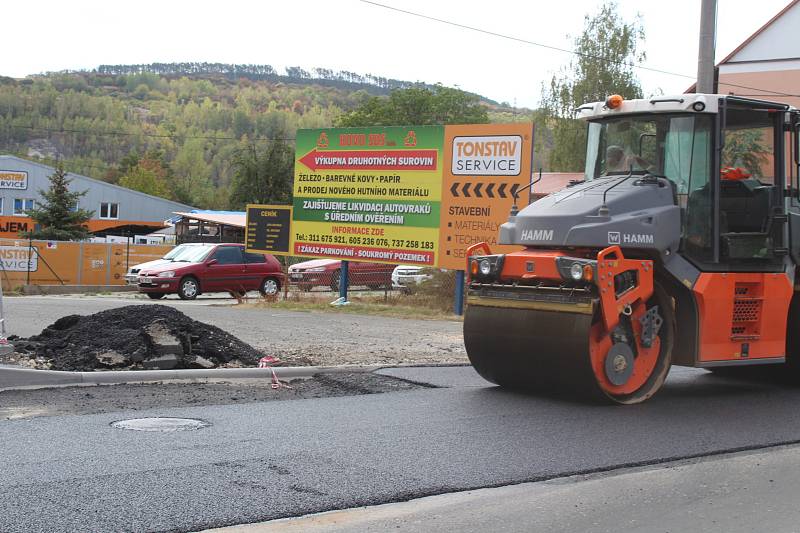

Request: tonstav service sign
left=438, top=124, right=533, bottom=270
left=0, top=171, right=28, bottom=190
left=293, top=127, right=443, bottom=266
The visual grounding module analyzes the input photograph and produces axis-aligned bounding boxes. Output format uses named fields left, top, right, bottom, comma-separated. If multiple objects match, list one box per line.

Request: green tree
left=172, top=139, right=214, bottom=207
left=118, top=157, right=172, bottom=199
left=722, top=129, right=770, bottom=178
left=23, top=164, right=94, bottom=241
left=336, top=85, right=489, bottom=126
left=541, top=2, right=645, bottom=171
left=229, top=138, right=294, bottom=209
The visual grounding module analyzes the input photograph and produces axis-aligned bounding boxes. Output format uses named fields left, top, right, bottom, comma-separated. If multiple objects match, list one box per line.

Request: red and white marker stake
left=258, top=356, right=292, bottom=389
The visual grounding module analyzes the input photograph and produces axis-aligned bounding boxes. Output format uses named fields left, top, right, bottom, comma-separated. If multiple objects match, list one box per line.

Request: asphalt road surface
left=5, top=365, right=800, bottom=532
left=217, top=445, right=800, bottom=533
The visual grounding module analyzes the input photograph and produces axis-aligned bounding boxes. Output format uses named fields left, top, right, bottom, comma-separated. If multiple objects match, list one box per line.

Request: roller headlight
left=555, top=256, right=597, bottom=283
left=468, top=254, right=505, bottom=283
left=569, top=262, right=584, bottom=281
left=157, top=271, right=176, bottom=278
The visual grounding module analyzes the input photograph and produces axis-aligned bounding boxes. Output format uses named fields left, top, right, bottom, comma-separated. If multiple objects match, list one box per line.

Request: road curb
left=0, top=364, right=384, bottom=392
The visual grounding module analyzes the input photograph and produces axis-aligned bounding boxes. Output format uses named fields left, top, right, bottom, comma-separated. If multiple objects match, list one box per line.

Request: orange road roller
left=465, top=94, right=800, bottom=403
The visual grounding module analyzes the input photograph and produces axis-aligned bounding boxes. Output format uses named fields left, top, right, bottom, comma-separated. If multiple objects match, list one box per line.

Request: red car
left=288, top=259, right=395, bottom=291
left=132, top=243, right=284, bottom=300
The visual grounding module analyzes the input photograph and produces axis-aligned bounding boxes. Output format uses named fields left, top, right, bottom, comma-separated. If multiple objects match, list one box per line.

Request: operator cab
left=579, top=94, right=799, bottom=272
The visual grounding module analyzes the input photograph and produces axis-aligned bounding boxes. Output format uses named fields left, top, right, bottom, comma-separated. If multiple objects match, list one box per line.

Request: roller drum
left=464, top=305, right=605, bottom=400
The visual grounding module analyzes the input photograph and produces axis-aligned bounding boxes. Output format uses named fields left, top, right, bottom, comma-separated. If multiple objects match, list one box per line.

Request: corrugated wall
left=0, top=239, right=173, bottom=289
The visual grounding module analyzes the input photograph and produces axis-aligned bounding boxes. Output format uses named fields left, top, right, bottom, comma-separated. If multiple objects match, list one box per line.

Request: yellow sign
left=292, top=127, right=443, bottom=266
left=291, top=123, right=534, bottom=269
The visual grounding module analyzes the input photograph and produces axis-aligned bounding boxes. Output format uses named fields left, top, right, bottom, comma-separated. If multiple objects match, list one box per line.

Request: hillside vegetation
left=0, top=64, right=524, bottom=209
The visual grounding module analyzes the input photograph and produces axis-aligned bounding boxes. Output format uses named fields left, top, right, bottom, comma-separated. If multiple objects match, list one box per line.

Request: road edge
left=0, top=364, right=384, bottom=391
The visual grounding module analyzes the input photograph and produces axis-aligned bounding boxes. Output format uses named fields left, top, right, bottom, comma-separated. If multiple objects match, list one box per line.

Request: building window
left=13, top=198, right=35, bottom=215
left=100, top=202, right=119, bottom=219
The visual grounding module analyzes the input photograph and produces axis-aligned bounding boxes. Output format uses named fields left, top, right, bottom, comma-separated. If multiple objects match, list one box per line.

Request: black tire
left=367, top=284, right=382, bottom=291
left=260, top=277, right=281, bottom=297
left=178, top=277, right=200, bottom=300
left=146, top=293, right=166, bottom=300
left=329, top=270, right=341, bottom=292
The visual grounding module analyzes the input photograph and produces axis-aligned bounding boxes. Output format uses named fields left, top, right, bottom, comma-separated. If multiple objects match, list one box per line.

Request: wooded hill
left=0, top=64, right=520, bottom=209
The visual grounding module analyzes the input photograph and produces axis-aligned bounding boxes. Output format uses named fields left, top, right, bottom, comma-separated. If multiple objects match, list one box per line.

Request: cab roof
left=576, top=93, right=796, bottom=121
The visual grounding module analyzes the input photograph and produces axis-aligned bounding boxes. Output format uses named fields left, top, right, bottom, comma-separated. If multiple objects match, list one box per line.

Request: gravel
left=5, top=304, right=266, bottom=371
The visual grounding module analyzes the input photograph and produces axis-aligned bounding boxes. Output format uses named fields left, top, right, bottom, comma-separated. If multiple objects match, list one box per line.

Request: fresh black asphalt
left=3, top=365, right=800, bottom=532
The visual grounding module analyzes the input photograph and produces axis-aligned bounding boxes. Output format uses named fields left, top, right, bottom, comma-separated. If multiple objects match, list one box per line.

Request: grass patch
left=240, top=293, right=462, bottom=321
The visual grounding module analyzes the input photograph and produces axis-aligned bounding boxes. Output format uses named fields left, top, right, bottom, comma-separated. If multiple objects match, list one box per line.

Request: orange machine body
left=693, top=272, right=793, bottom=363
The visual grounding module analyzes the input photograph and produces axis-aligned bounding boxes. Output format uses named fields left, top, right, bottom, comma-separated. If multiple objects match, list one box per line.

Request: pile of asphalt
left=7, top=304, right=264, bottom=371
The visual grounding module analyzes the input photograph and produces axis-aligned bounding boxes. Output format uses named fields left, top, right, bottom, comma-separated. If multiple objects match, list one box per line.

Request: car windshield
left=584, top=113, right=713, bottom=194
left=164, top=245, right=213, bottom=263
left=162, top=246, right=185, bottom=260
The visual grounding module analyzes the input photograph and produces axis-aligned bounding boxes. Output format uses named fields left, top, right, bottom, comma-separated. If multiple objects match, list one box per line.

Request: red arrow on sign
left=298, top=149, right=438, bottom=171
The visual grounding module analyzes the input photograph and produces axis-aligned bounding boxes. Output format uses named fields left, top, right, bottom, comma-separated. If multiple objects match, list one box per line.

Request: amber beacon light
left=605, top=94, right=624, bottom=109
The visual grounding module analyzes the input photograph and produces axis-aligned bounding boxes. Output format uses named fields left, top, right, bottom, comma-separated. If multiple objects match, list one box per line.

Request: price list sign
left=245, top=205, right=293, bottom=255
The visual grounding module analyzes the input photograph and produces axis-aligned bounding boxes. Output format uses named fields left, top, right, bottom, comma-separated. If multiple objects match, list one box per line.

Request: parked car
left=129, top=243, right=284, bottom=300
left=125, top=245, right=193, bottom=285
left=391, top=265, right=435, bottom=290
left=288, top=259, right=394, bottom=291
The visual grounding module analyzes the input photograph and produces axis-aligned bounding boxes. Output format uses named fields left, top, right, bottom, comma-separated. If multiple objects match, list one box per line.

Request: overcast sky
left=1, top=0, right=790, bottom=108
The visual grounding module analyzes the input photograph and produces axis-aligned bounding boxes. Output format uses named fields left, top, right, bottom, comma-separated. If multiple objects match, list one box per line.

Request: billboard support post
left=454, top=270, right=465, bottom=316
left=339, top=260, right=349, bottom=301
left=26, top=235, right=32, bottom=286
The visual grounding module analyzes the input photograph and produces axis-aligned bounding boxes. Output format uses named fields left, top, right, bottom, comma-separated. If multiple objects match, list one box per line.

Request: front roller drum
left=464, top=285, right=674, bottom=404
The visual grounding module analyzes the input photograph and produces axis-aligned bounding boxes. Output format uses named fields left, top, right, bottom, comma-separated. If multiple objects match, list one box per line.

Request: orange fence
left=0, top=239, right=173, bottom=289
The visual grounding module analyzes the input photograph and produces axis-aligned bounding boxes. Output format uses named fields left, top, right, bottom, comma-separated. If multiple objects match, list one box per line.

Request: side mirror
left=206, top=259, right=218, bottom=267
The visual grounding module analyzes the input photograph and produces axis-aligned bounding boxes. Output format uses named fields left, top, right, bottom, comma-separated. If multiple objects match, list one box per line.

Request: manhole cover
left=110, top=417, right=210, bottom=432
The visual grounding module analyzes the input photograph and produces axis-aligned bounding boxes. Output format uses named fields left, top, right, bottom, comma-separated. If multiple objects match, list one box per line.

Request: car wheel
left=260, top=277, right=280, bottom=297
left=147, top=293, right=166, bottom=300
left=329, top=270, right=341, bottom=292
left=367, top=284, right=382, bottom=290
left=178, top=277, right=199, bottom=300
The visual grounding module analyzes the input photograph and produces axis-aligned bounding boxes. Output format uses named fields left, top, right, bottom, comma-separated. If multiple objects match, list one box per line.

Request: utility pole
left=697, top=0, right=718, bottom=94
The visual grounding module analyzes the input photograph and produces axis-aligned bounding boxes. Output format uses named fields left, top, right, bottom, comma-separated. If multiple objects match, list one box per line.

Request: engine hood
left=500, top=177, right=681, bottom=254
left=289, top=259, right=339, bottom=271
left=129, top=258, right=172, bottom=272
left=139, top=261, right=201, bottom=274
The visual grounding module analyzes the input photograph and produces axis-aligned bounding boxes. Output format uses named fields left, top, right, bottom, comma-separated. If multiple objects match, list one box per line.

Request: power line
left=360, top=0, right=693, bottom=78
left=360, top=0, right=800, bottom=99
left=6, top=124, right=296, bottom=143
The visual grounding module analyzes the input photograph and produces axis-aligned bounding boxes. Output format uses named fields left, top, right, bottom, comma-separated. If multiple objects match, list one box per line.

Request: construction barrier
left=0, top=238, right=173, bottom=290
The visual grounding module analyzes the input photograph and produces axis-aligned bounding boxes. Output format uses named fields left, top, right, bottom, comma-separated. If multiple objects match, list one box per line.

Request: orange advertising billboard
left=438, top=123, right=534, bottom=270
